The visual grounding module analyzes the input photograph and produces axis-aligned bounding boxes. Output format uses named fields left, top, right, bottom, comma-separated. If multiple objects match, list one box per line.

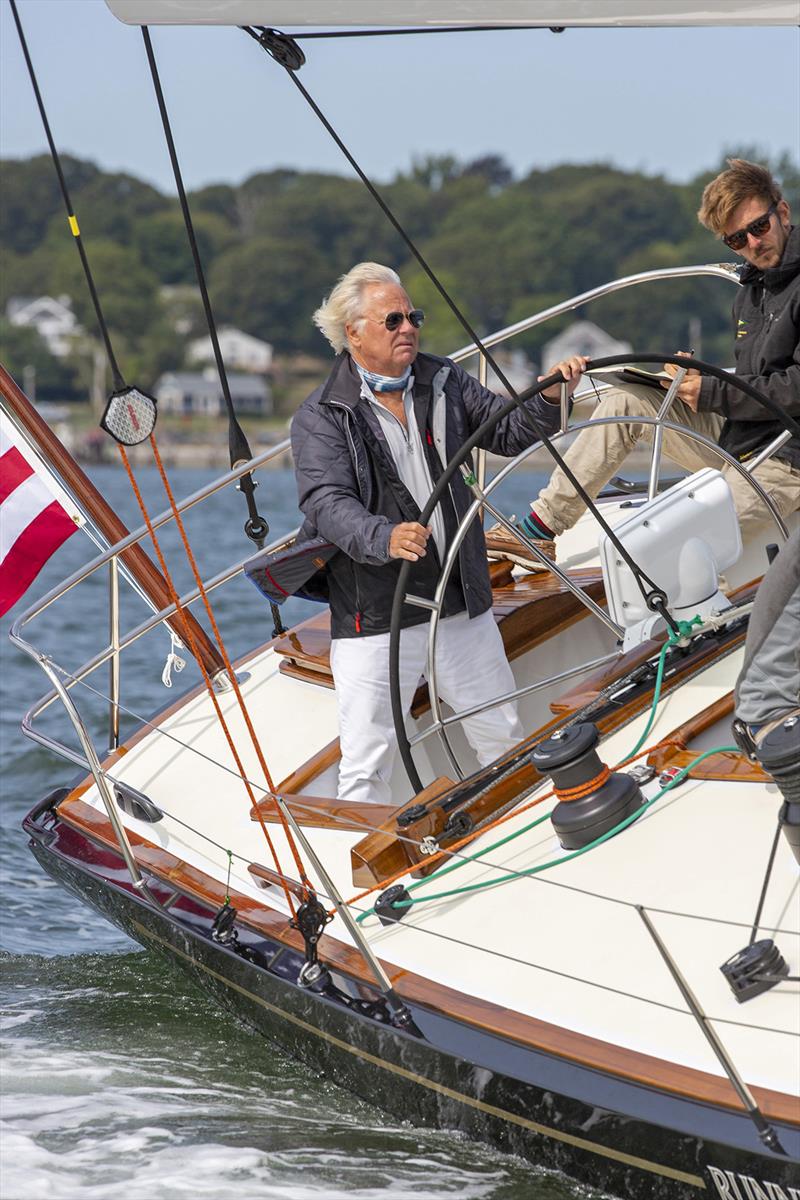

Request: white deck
left=79, top=615, right=800, bottom=1103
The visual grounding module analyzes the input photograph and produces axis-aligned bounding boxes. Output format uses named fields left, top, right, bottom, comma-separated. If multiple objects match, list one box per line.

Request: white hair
left=312, top=262, right=402, bottom=353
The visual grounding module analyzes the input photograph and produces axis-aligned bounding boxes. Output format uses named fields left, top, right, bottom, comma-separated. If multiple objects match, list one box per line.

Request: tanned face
left=723, top=195, right=791, bottom=270
left=346, top=283, right=419, bottom=376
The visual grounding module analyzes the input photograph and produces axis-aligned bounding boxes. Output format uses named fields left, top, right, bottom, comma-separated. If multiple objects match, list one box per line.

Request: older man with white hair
left=290, top=262, right=573, bottom=807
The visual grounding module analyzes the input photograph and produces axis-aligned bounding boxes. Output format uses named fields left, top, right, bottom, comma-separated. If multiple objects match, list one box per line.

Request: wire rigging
left=9, top=0, right=123, bottom=388
left=9, top=0, right=309, bottom=913
left=140, top=29, right=281, bottom=626
left=241, top=23, right=679, bottom=630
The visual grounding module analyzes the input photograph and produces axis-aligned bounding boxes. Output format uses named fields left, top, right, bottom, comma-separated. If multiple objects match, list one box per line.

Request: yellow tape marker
left=68, top=214, right=80, bottom=237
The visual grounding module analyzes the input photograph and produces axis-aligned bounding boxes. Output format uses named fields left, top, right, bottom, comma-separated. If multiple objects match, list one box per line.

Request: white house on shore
left=541, top=320, right=631, bottom=374
left=153, top=368, right=272, bottom=416
left=6, top=295, right=84, bottom=357
left=187, top=327, right=273, bottom=375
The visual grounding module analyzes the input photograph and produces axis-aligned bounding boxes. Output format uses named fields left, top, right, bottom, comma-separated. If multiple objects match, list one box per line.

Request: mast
left=0, top=364, right=225, bottom=679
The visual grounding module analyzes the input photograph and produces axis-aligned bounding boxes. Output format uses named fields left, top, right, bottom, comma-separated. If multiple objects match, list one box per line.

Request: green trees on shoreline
left=1, top=150, right=797, bottom=405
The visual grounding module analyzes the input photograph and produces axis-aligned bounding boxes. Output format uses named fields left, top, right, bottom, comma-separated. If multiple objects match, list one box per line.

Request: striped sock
left=518, top=509, right=555, bottom=540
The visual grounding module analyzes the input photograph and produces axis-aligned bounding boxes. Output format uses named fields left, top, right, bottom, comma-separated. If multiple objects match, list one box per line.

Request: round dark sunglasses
left=723, top=203, right=777, bottom=251
left=368, top=309, right=425, bottom=331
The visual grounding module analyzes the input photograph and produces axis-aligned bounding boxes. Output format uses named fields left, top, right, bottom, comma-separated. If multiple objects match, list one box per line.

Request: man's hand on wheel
left=389, top=522, right=431, bottom=562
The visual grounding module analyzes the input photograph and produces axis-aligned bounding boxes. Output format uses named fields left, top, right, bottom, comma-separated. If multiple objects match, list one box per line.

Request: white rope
left=161, top=628, right=186, bottom=688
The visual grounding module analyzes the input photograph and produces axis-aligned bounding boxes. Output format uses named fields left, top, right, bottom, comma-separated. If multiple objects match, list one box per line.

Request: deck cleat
left=626, top=764, right=658, bottom=787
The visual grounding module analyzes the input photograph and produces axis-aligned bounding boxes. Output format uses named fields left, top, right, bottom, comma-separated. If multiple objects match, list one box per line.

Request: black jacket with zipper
left=697, top=224, right=800, bottom=470
left=290, top=350, right=562, bottom=639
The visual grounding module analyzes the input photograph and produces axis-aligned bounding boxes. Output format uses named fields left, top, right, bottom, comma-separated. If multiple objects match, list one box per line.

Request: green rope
left=626, top=615, right=703, bottom=759
left=358, top=745, right=738, bottom=921
left=224, top=849, right=233, bottom=905
left=356, top=617, right=728, bottom=924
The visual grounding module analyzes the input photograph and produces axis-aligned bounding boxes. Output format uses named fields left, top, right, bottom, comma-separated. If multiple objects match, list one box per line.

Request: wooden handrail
left=0, top=364, right=225, bottom=678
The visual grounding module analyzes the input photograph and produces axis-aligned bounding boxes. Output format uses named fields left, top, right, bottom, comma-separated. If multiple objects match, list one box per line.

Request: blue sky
left=1, top=0, right=798, bottom=193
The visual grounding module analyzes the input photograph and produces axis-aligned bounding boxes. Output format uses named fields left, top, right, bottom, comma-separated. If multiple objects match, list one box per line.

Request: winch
left=531, top=722, right=643, bottom=849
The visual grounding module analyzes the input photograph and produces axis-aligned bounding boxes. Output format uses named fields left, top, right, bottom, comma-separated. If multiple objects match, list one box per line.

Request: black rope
left=289, top=25, right=566, bottom=40
left=141, top=27, right=284, bottom=632
left=749, top=813, right=787, bottom=947
left=143, top=32, right=275, bottom=525
left=242, top=25, right=678, bottom=631
left=10, top=0, right=125, bottom=391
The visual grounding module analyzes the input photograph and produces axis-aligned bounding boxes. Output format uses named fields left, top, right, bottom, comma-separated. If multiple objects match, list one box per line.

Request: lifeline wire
left=45, top=655, right=797, bottom=1025
left=51, top=652, right=798, bottom=935
left=52, top=652, right=799, bottom=953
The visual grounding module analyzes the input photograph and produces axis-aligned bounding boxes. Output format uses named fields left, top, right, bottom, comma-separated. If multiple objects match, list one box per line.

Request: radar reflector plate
left=100, top=387, right=157, bottom=446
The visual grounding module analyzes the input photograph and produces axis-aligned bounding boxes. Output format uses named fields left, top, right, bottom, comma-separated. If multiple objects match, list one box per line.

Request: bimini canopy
left=104, top=1, right=798, bottom=28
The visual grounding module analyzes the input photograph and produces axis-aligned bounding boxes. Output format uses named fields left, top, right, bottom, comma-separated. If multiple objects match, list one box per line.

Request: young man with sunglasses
left=290, top=261, right=565, bottom=806
left=487, top=158, right=800, bottom=567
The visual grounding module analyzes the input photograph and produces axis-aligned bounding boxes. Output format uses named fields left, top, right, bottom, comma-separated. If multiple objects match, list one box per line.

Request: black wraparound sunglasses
left=723, top=203, right=777, bottom=250
left=367, top=309, right=425, bottom=331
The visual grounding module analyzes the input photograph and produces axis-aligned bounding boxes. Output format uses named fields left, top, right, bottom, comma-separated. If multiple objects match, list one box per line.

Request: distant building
left=153, top=368, right=272, bottom=416
left=483, top=348, right=535, bottom=397
left=541, top=321, right=631, bottom=374
left=187, top=327, right=273, bottom=375
left=6, top=294, right=83, bottom=357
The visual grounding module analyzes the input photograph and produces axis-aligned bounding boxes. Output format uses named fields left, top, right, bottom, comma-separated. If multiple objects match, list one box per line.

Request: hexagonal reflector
left=100, top=387, right=158, bottom=445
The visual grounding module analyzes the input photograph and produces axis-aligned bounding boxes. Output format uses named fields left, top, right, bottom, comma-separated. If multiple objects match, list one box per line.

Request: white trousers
left=330, top=609, right=523, bottom=806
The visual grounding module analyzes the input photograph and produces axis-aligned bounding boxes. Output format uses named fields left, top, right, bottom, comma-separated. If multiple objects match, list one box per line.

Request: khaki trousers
left=534, top=385, right=800, bottom=536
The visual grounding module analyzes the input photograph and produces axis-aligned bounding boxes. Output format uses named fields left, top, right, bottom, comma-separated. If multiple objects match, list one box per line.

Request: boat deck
left=52, top=551, right=800, bottom=1122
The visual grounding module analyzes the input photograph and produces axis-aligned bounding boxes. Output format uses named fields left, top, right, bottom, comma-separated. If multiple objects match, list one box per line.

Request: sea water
left=1, top=464, right=606, bottom=1200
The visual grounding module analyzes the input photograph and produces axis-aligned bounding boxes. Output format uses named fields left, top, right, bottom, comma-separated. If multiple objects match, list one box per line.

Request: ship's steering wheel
left=388, top=354, right=799, bottom=795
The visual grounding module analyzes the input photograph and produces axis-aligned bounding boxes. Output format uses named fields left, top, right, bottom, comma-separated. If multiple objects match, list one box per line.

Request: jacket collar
left=319, top=350, right=447, bottom=410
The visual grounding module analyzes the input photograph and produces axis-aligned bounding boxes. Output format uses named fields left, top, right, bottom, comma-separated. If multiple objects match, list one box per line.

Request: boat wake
left=0, top=952, right=600, bottom=1200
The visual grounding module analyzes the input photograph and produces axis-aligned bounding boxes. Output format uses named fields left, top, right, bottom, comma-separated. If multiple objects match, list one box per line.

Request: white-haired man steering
left=290, top=261, right=570, bottom=806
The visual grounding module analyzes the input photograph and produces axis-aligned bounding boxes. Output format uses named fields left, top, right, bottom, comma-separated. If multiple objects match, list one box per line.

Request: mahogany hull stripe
left=24, top=807, right=800, bottom=1200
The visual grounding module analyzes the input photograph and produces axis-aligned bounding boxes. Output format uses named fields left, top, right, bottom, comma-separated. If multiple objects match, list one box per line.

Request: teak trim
left=251, top=793, right=399, bottom=834
left=350, top=617, right=751, bottom=888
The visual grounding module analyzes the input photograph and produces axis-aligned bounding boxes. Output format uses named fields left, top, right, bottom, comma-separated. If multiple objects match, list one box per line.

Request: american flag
left=0, top=408, right=84, bottom=617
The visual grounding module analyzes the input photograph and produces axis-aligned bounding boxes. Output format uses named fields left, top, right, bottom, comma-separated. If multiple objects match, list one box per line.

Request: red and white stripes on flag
left=0, top=409, right=84, bottom=617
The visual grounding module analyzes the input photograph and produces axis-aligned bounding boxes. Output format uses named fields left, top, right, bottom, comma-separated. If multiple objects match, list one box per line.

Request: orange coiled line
left=118, top=439, right=311, bottom=915
left=554, top=764, right=611, bottom=802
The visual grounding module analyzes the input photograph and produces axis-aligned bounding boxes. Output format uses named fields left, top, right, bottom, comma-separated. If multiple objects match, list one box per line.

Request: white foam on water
left=0, top=1122, right=513, bottom=1200
left=0, top=1040, right=525, bottom=1200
